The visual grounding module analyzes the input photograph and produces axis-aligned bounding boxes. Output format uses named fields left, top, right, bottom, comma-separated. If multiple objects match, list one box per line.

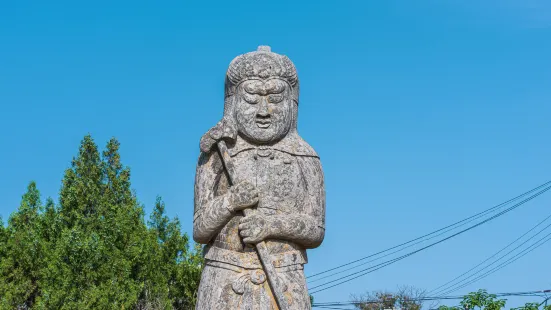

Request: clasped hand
left=229, top=181, right=273, bottom=244
left=239, top=214, right=271, bottom=244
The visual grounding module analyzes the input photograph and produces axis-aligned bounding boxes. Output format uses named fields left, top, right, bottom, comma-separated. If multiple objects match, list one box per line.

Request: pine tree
left=59, top=135, right=103, bottom=228
left=174, top=242, right=203, bottom=309
left=41, top=198, right=59, bottom=247
left=138, top=197, right=175, bottom=310
left=0, top=135, right=203, bottom=309
left=0, top=182, right=47, bottom=309
left=141, top=197, right=203, bottom=310
left=40, top=135, right=147, bottom=309
left=0, top=216, right=5, bottom=258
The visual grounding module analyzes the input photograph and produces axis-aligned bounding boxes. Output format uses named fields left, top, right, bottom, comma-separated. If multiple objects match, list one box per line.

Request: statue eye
left=243, top=93, right=260, bottom=104
left=267, top=94, right=284, bottom=104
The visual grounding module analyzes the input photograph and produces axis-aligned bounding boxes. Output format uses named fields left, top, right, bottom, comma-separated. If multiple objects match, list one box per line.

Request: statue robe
left=193, top=133, right=325, bottom=309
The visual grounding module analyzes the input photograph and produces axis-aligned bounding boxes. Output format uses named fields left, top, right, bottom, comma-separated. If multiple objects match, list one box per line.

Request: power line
left=310, top=186, right=551, bottom=294
left=313, top=290, right=551, bottom=308
left=540, top=296, right=551, bottom=307
left=307, top=180, right=551, bottom=280
left=430, top=212, right=551, bottom=296
left=307, top=203, right=518, bottom=284
left=315, top=293, right=543, bottom=305
left=438, top=231, right=551, bottom=297
left=437, top=228, right=551, bottom=296
left=309, top=185, right=551, bottom=294
left=308, top=197, right=535, bottom=285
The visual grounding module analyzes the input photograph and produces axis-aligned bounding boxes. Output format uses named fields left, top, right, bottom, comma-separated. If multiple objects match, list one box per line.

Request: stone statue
left=193, top=46, right=325, bottom=309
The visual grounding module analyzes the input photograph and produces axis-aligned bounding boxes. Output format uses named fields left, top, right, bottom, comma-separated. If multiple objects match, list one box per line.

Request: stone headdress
left=224, top=46, right=299, bottom=103
left=201, top=46, right=316, bottom=157
left=222, top=46, right=300, bottom=130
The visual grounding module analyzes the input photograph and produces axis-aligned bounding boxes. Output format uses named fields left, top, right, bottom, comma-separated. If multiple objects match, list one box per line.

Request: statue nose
left=256, top=98, right=270, bottom=117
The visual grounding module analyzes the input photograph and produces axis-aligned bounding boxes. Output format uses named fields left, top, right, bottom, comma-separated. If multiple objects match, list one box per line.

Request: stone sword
left=216, top=140, right=290, bottom=310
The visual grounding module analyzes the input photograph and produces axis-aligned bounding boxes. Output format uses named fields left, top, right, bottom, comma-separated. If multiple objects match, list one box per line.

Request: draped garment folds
left=194, top=134, right=325, bottom=309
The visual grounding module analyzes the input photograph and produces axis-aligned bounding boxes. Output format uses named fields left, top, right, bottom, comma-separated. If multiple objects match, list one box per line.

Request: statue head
left=224, top=46, right=299, bottom=144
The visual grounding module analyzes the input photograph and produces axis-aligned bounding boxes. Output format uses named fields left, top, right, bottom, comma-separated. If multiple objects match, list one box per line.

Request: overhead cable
left=309, top=184, right=551, bottom=294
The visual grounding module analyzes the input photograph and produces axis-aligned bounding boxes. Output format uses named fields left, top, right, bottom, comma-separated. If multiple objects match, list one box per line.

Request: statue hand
left=200, top=117, right=237, bottom=153
left=228, top=181, right=258, bottom=212
left=239, top=214, right=272, bottom=244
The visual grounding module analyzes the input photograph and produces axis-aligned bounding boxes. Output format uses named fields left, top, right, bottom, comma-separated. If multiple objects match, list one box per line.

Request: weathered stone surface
left=193, top=46, right=326, bottom=309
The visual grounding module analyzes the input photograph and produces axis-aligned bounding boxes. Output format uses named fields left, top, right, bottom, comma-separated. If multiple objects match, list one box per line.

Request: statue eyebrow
left=242, top=79, right=286, bottom=95
left=243, top=81, right=264, bottom=94
left=264, top=80, right=286, bottom=94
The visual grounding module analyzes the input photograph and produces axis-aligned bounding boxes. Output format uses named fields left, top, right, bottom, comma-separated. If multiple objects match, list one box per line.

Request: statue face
left=235, top=79, right=293, bottom=144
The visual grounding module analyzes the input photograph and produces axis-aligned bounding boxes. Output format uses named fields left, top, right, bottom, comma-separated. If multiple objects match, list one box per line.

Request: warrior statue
left=194, top=46, right=325, bottom=309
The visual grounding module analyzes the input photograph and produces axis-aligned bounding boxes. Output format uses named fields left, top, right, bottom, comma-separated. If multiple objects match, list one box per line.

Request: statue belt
left=205, top=259, right=303, bottom=296
left=204, top=245, right=307, bottom=270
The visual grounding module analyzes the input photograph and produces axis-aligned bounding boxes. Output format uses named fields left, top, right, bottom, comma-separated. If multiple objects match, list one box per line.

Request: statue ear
left=219, top=117, right=237, bottom=141
left=223, top=95, right=234, bottom=117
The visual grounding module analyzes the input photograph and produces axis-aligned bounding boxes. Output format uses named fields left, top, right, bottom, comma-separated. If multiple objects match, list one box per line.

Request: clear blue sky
left=1, top=0, right=550, bottom=307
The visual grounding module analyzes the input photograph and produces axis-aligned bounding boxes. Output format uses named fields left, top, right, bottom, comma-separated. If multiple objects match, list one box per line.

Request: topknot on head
left=257, top=45, right=271, bottom=52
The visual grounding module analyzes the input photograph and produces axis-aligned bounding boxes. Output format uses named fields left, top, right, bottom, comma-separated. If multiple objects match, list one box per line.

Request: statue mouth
left=256, top=120, right=271, bottom=129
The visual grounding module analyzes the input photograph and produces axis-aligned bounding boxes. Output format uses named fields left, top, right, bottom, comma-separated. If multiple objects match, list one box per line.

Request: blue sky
left=1, top=0, right=550, bottom=307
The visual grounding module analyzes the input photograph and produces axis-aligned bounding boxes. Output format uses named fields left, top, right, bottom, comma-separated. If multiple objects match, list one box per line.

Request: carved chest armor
left=205, top=147, right=308, bottom=267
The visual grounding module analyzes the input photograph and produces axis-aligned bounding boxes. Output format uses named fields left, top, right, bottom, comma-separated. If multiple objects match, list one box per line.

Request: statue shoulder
left=273, top=133, right=319, bottom=158
left=294, top=150, right=324, bottom=197
left=196, top=150, right=224, bottom=175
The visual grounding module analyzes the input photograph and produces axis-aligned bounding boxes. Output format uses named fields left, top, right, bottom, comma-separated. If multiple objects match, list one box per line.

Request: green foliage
left=458, top=290, right=507, bottom=310
left=512, top=303, right=541, bottom=310
left=439, top=289, right=549, bottom=310
left=0, top=182, right=46, bottom=309
left=352, top=285, right=425, bottom=310
left=140, top=197, right=203, bottom=309
left=0, top=135, right=203, bottom=310
left=438, top=306, right=462, bottom=310
left=511, top=302, right=551, bottom=310
left=354, top=288, right=548, bottom=310
left=0, top=216, right=5, bottom=254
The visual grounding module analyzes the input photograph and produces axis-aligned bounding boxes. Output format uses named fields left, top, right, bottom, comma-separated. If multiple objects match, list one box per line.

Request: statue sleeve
left=193, top=151, right=234, bottom=244
left=298, top=155, right=326, bottom=229
left=268, top=156, right=326, bottom=249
